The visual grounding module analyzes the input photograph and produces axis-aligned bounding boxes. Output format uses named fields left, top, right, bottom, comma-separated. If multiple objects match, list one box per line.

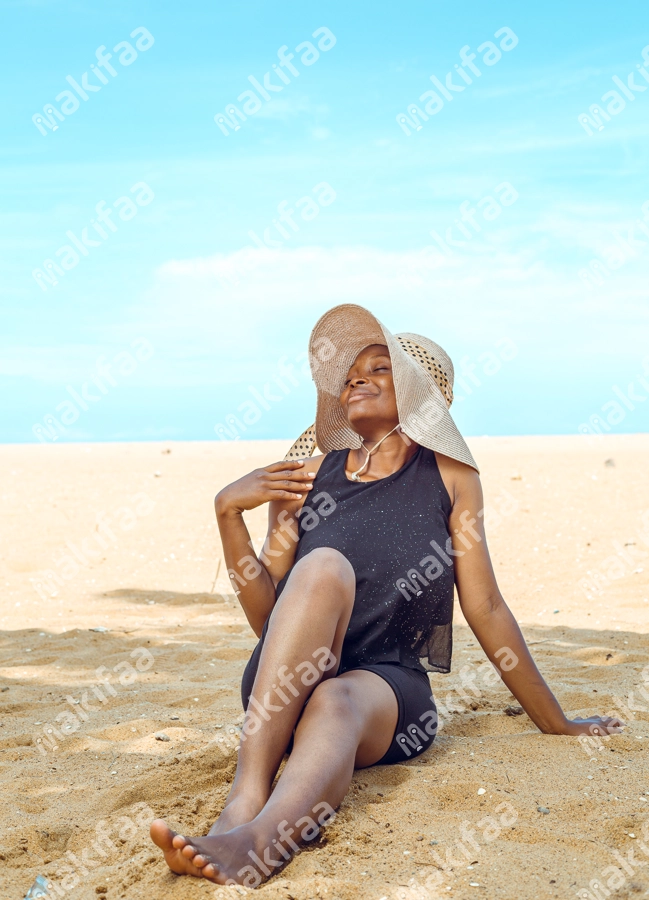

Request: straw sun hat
left=284, top=304, right=479, bottom=472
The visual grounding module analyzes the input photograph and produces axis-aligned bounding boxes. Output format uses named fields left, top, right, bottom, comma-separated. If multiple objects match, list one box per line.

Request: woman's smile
left=347, top=390, right=376, bottom=403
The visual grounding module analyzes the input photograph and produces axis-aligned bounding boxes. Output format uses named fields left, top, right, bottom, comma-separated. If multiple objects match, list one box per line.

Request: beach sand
left=1, top=435, right=649, bottom=900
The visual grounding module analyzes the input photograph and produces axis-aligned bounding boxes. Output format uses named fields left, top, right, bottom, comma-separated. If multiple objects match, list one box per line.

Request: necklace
left=349, top=424, right=402, bottom=482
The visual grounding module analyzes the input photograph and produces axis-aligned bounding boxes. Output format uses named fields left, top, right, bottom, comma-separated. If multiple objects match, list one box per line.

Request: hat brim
left=307, top=304, right=479, bottom=472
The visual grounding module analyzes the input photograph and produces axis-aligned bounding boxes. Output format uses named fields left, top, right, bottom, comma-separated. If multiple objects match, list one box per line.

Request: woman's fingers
left=269, top=490, right=304, bottom=500
left=602, top=716, right=624, bottom=732
left=265, top=459, right=306, bottom=473
left=581, top=716, right=625, bottom=735
left=270, top=479, right=312, bottom=492
left=217, top=459, right=316, bottom=514
left=266, top=468, right=315, bottom=482
left=570, top=715, right=625, bottom=736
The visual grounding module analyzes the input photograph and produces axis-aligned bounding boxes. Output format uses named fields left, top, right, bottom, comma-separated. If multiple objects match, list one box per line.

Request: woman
left=151, top=303, right=622, bottom=887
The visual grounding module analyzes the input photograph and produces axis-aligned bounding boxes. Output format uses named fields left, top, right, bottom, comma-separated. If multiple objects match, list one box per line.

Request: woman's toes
left=172, top=834, right=188, bottom=850
left=150, top=819, right=175, bottom=851
left=181, top=843, right=198, bottom=859
left=192, top=854, right=208, bottom=868
left=202, top=863, right=218, bottom=879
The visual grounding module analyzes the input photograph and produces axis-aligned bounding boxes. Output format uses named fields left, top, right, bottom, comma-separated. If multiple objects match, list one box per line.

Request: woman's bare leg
left=217, top=547, right=356, bottom=830
left=151, top=547, right=361, bottom=873
left=151, top=669, right=398, bottom=885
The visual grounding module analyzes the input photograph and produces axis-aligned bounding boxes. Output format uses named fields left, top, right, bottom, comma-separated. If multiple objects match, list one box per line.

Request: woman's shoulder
left=304, top=450, right=352, bottom=482
left=305, top=453, right=329, bottom=475
left=432, top=450, right=481, bottom=507
left=282, top=452, right=332, bottom=479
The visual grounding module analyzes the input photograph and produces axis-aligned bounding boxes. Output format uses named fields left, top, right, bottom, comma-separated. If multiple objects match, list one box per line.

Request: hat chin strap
left=349, top=423, right=402, bottom=482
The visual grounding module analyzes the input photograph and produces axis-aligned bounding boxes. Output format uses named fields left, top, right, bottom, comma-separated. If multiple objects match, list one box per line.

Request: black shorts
left=349, top=662, right=438, bottom=765
left=241, top=642, right=437, bottom=766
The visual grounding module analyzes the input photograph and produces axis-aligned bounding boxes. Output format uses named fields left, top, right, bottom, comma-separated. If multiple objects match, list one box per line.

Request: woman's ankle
left=225, top=779, right=271, bottom=810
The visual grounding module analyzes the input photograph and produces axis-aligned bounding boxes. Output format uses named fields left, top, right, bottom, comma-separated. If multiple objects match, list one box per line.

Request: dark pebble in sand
left=504, top=706, right=524, bottom=716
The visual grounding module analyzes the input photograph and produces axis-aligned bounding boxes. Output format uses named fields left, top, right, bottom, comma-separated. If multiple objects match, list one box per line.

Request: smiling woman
left=149, top=303, right=624, bottom=889
left=340, top=345, right=405, bottom=479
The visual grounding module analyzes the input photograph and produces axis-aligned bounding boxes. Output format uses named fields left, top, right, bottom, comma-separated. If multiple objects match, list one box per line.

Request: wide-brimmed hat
left=284, top=304, right=479, bottom=472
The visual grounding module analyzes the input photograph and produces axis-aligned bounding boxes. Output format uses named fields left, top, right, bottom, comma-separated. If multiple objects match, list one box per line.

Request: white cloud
left=8, top=245, right=646, bottom=389
left=143, top=243, right=649, bottom=384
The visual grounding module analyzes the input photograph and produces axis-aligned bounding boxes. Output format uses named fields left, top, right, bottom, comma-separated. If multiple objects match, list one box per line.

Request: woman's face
left=338, top=343, right=399, bottom=435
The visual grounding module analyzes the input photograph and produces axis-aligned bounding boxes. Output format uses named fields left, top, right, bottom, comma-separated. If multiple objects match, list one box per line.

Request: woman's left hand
left=559, top=715, right=625, bottom=737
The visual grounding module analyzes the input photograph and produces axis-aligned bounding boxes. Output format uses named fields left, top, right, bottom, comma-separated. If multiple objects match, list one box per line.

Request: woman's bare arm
left=215, top=456, right=326, bottom=636
left=438, top=455, right=623, bottom=737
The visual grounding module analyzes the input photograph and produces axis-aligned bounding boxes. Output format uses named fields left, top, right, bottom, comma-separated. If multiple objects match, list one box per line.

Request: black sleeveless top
left=275, top=446, right=456, bottom=674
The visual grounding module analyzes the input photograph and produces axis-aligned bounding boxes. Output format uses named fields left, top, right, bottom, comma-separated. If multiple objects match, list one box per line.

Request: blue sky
left=2, top=0, right=648, bottom=444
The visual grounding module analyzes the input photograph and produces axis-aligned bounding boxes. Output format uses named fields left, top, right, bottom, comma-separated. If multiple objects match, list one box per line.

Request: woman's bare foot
left=150, top=820, right=212, bottom=879
left=151, top=817, right=292, bottom=886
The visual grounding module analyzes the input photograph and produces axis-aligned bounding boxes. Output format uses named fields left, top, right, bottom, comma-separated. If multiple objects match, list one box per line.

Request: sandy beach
left=1, top=434, right=649, bottom=900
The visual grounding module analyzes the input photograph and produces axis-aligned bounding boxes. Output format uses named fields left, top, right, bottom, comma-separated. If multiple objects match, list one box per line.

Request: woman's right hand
left=215, top=459, right=316, bottom=516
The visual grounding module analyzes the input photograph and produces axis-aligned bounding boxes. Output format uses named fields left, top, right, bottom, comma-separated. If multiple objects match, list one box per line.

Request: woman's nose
left=350, top=375, right=368, bottom=387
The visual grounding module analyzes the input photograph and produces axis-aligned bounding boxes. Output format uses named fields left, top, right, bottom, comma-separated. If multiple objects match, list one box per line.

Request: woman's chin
left=345, top=407, right=373, bottom=430
left=346, top=410, right=396, bottom=433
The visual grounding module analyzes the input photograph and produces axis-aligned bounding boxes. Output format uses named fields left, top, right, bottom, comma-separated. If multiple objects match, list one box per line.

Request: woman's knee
left=306, top=677, right=359, bottom=721
left=291, top=547, right=355, bottom=594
